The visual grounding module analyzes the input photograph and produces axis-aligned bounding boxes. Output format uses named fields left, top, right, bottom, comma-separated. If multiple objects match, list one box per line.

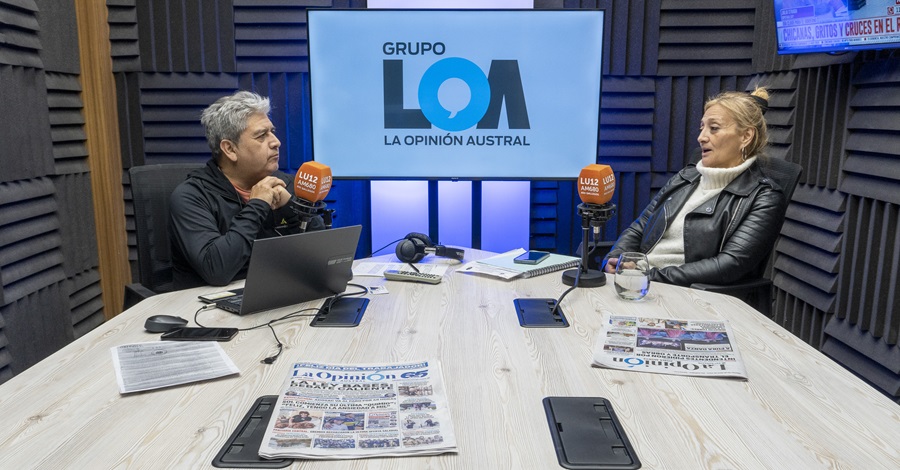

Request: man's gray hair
left=200, top=91, right=271, bottom=161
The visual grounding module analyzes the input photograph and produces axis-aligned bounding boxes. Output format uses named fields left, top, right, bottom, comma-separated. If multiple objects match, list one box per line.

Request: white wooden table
left=0, top=249, right=897, bottom=469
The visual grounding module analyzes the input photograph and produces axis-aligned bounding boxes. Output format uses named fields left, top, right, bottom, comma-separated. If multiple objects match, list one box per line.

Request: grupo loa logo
left=383, top=42, right=530, bottom=132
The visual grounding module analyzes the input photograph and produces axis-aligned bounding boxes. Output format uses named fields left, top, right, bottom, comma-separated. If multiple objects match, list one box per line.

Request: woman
left=603, top=88, right=789, bottom=287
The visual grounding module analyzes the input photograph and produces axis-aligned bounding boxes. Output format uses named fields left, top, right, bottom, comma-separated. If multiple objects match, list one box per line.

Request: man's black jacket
left=169, top=159, right=324, bottom=289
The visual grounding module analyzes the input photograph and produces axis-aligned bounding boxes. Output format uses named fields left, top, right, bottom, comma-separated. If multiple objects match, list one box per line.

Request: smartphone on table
left=198, top=288, right=243, bottom=304
left=160, top=327, right=239, bottom=342
left=513, top=250, right=550, bottom=265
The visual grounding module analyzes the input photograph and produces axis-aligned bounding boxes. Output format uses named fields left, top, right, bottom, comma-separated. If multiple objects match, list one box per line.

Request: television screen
left=307, top=9, right=605, bottom=179
left=774, top=0, right=900, bottom=54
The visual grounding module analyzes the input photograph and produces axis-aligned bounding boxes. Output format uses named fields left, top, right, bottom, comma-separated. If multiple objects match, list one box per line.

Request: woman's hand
left=603, top=257, right=618, bottom=274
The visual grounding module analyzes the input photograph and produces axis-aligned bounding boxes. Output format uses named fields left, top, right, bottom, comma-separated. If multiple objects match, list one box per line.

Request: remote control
left=384, top=270, right=442, bottom=284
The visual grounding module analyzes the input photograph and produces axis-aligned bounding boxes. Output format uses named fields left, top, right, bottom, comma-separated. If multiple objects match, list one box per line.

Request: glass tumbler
left=614, top=252, right=650, bottom=301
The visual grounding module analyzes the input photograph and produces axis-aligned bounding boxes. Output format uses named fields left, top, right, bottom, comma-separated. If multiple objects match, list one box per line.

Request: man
left=169, top=91, right=323, bottom=289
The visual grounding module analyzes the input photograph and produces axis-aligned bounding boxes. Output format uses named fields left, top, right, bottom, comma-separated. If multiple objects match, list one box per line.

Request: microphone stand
left=290, top=198, right=327, bottom=233
left=561, top=202, right=616, bottom=287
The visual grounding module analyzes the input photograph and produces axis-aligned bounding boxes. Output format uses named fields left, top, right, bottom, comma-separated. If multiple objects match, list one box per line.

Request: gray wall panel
left=794, top=65, right=851, bottom=189
left=0, top=329, right=11, bottom=381
left=0, top=283, right=72, bottom=376
left=68, top=269, right=105, bottom=337
left=115, top=72, right=146, bottom=167
left=107, top=0, right=140, bottom=72
left=139, top=73, right=239, bottom=163
left=0, top=178, right=65, bottom=306
left=0, top=0, right=42, bottom=68
left=0, top=0, right=101, bottom=386
left=0, top=66, right=54, bottom=182
left=599, top=77, right=656, bottom=171
left=46, top=72, right=89, bottom=175
left=773, top=201, right=843, bottom=313
left=658, top=0, right=755, bottom=77
left=837, top=197, right=899, bottom=346
left=840, top=57, right=900, bottom=205
left=34, top=0, right=79, bottom=74
left=774, top=291, right=829, bottom=349
left=136, top=0, right=235, bottom=73
left=234, top=0, right=312, bottom=73
left=53, top=173, right=98, bottom=277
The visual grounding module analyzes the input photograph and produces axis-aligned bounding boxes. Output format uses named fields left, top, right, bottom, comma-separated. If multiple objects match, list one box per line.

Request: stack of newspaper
left=592, top=315, right=748, bottom=379
left=258, top=360, right=457, bottom=460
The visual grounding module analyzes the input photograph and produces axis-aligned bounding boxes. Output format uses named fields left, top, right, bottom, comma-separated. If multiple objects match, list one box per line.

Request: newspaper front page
left=592, top=315, right=748, bottom=379
left=258, top=360, right=457, bottom=460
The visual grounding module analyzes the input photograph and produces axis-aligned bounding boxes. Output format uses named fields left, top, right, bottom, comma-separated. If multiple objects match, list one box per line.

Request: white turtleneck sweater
left=646, top=157, right=757, bottom=269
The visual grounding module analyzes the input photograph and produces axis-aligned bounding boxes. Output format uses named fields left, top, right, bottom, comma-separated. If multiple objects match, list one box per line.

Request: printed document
left=110, top=341, right=239, bottom=394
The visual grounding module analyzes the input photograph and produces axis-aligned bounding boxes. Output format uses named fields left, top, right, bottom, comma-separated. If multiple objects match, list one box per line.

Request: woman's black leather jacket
left=606, top=161, right=788, bottom=287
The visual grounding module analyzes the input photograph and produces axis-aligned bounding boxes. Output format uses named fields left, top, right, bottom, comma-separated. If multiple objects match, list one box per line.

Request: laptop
left=216, top=225, right=362, bottom=315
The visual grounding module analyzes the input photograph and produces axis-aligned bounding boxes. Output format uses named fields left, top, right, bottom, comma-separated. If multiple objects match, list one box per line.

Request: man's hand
left=250, top=176, right=291, bottom=209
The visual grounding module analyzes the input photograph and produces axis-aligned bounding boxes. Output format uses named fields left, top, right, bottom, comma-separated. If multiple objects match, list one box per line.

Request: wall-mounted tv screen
left=775, top=0, right=900, bottom=54
left=307, top=9, right=605, bottom=179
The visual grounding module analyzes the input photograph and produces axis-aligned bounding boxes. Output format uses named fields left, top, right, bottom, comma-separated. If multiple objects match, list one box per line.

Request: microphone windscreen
left=578, top=164, right=615, bottom=205
left=294, top=161, right=332, bottom=203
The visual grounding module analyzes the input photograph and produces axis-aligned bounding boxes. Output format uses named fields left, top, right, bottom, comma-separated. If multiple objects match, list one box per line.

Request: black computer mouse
left=144, top=315, right=189, bottom=333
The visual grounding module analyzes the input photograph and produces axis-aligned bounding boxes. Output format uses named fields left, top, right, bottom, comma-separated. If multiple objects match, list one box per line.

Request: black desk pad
left=213, top=395, right=292, bottom=468
left=543, top=396, right=641, bottom=469
left=514, top=298, right=569, bottom=327
left=309, top=297, right=369, bottom=327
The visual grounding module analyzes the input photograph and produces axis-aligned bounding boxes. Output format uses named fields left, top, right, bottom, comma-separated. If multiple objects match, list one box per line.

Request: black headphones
left=395, top=232, right=465, bottom=263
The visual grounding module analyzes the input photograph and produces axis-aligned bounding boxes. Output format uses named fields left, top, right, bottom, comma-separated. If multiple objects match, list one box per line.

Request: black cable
left=194, top=303, right=319, bottom=331
left=192, top=283, right=370, bottom=365
left=371, top=237, right=405, bottom=256
left=193, top=300, right=342, bottom=365
left=193, top=304, right=218, bottom=325
left=261, top=322, right=283, bottom=364
left=317, top=283, right=369, bottom=316
left=551, top=260, right=582, bottom=317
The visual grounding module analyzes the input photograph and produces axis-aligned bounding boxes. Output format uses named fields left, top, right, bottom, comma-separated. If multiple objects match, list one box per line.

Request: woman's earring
left=741, top=146, right=747, bottom=162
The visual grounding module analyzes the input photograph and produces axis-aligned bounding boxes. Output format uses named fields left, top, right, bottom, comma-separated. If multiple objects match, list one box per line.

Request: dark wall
left=0, top=0, right=105, bottom=382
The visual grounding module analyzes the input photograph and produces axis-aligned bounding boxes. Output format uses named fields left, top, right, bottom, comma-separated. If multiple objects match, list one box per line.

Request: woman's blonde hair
left=704, top=87, right=770, bottom=159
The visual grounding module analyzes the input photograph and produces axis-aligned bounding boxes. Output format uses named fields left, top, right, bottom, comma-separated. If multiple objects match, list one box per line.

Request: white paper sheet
left=111, top=341, right=240, bottom=394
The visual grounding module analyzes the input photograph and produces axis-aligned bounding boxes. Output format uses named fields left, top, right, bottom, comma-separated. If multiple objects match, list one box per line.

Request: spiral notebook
left=460, top=249, right=580, bottom=280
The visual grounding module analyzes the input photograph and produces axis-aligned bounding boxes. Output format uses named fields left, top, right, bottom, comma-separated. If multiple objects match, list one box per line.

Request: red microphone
left=562, top=164, right=617, bottom=288
left=291, top=161, right=333, bottom=231
left=578, top=164, right=615, bottom=205
left=294, top=161, right=332, bottom=202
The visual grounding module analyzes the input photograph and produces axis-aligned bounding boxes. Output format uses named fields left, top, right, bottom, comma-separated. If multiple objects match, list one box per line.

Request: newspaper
left=110, top=341, right=240, bottom=394
left=592, top=315, right=748, bottom=379
left=258, top=360, right=457, bottom=460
